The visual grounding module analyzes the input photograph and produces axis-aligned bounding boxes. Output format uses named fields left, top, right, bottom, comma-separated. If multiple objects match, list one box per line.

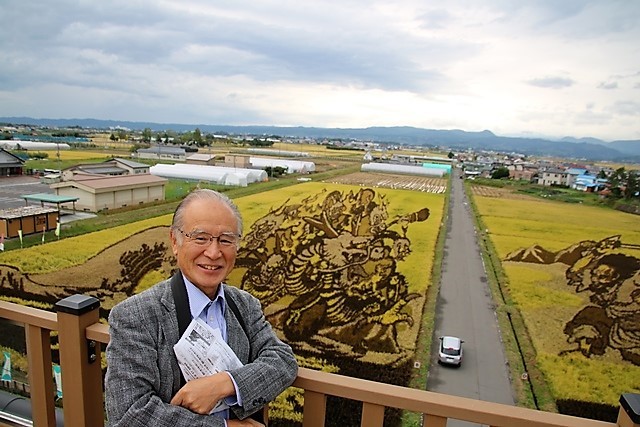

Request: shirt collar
left=182, top=274, right=226, bottom=319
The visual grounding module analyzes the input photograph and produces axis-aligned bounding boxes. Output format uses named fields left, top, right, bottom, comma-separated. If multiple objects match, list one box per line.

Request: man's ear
left=169, top=228, right=179, bottom=256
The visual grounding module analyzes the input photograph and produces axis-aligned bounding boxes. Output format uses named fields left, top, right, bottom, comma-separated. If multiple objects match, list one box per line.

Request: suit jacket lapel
left=225, top=294, right=250, bottom=364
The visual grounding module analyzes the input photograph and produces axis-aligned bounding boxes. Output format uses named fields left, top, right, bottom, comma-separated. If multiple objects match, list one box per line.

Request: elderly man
left=105, top=189, right=298, bottom=427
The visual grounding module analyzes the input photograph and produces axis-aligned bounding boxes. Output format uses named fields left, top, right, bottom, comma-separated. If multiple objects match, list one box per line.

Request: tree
left=607, top=167, right=627, bottom=198
left=110, top=133, right=117, bottom=142
left=142, top=128, right=153, bottom=143
left=624, top=170, right=639, bottom=200
left=491, top=166, right=510, bottom=179
left=193, top=128, right=203, bottom=145
left=447, top=151, right=454, bottom=159
left=117, top=130, right=128, bottom=141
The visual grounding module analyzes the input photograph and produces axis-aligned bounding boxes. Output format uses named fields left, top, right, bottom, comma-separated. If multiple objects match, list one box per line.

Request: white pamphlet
left=173, top=318, right=243, bottom=414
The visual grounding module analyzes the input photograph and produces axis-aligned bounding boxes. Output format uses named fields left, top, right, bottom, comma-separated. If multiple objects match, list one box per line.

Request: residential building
left=538, top=168, right=569, bottom=186
left=0, top=148, right=25, bottom=177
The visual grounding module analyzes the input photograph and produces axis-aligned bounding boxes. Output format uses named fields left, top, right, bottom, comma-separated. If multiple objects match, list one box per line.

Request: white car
left=438, top=336, right=464, bottom=366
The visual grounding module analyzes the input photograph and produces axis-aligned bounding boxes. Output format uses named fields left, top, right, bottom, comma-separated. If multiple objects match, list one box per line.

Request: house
left=50, top=174, right=167, bottom=212
left=135, top=146, right=186, bottom=161
left=0, top=148, right=25, bottom=177
left=573, top=174, right=608, bottom=192
left=508, top=160, right=538, bottom=181
left=565, top=168, right=588, bottom=188
left=537, top=168, right=569, bottom=186
left=61, top=158, right=150, bottom=180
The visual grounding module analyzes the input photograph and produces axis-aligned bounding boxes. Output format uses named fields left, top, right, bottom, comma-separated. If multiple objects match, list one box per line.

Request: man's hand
left=170, top=371, right=235, bottom=414
left=227, top=419, right=265, bottom=427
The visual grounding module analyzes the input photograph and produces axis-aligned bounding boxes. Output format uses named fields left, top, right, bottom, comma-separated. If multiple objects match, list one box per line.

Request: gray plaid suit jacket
left=105, top=273, right=298, bottom=427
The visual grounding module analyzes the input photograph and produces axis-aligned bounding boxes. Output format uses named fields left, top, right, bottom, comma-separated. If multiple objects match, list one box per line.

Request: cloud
left=527, top=76, right=575, bottom=89
left=598, top=81, right=618, bottom=90
left=1, top=0, right=639, bottom=140
left=610, top=101, right=640, bottom=116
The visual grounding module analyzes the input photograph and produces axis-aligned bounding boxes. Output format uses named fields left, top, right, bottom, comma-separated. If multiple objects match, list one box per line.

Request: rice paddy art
left=236, top=187, right=431, bottom=356
left=506, top=235, right=640, bottom=366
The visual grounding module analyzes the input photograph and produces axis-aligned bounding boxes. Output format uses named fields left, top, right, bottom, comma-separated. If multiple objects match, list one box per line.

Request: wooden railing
left=1, top=295, right=639, bottom=427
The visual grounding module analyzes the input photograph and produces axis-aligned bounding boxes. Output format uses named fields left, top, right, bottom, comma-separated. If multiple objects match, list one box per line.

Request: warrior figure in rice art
left=236, top=188, right=431, bottom=355
left=505, top=235, right=640, bottom=366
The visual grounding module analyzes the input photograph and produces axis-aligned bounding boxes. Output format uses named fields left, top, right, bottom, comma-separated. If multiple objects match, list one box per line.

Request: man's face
left=170, top=198, right=239, bottom=298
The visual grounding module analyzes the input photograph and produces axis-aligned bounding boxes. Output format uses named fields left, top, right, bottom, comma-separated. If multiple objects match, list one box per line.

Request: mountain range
left=2, top=116, right=639, bottom=163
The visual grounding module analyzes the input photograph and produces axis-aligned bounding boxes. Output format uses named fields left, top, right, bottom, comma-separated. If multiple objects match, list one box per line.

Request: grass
left=468, top=177, right=640, bottom=210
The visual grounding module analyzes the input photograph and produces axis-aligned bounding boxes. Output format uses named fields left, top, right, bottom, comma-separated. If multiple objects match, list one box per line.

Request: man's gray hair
left=171, top=189, right=243, bottom=237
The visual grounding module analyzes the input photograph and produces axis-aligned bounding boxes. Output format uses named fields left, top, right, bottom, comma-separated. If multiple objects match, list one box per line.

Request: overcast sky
left=1, top=1, right=639, bottom=141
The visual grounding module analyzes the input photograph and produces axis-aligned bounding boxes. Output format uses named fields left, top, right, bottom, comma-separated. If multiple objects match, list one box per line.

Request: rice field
left=0, top=178, right=447, bottom=425
left=473, top=194, right=640, bottom=406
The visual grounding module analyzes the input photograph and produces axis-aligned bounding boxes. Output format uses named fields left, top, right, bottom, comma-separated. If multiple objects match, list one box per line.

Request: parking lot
left=0, top=176, right=53, bottom=210
left=0, top=176, right=96, bottom=223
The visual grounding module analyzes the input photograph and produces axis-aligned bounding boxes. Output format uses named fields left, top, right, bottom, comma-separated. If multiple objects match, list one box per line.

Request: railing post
left=618, top=394, right=640, bottom=427
left=25, top=324, right=56, bottom=426
left=56, top=295, right=104, bottom=427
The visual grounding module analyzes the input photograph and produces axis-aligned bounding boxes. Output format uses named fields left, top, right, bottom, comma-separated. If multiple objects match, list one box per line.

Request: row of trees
left=606, top=167, right=639, bottom=200
left=115, top=127, right=278, bottom=150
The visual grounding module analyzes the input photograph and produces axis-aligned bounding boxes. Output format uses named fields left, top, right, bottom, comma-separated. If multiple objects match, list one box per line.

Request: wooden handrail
left=0, top=300, right=57, bottom=330
left=292, top=367, right=614, bottom=427
left=86, top=322, right=109, bottom=343
left=0, top=297, right=638, bottom=427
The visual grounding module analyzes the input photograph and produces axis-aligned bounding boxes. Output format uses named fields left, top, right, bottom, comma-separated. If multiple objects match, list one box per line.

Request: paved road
left=426, top=169, right=514, bottom=427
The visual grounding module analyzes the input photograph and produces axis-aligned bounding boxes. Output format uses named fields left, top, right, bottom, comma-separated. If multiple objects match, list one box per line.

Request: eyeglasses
left=177, top=229, right=240, bottom=248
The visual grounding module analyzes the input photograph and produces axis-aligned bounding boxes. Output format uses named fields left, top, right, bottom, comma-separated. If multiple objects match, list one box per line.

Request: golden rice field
left=473, top=195, right=640, bottom=406
left=0, top=180, right=446, bottom=425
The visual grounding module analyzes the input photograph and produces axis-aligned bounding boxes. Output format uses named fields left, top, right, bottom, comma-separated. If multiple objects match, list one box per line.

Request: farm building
left=135, top=146, right=186, bottom=161
left=50, top=174, right=167, bottom=212
left=224, top=154, right=251, bottom=168
left=361, top=162, right=446, bottom=177
left=62, top=158, right=150, bottom=180
left=0, top=149, right=25, bottom=177
left=0, top=206, right=59, bottom=238
left=149, top=163, right=268, bottom=187
left=186, top=153, right=219, bottom=165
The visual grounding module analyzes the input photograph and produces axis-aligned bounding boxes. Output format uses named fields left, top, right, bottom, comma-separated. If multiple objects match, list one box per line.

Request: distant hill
left=2, top=116, right=640, bottom=162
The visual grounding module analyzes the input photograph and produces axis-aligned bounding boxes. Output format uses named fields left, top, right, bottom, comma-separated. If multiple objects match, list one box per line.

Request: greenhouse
left=249, top=157, right=315, bottom=173
left=149, top=163, right=268, bottom=187
left=0, top=141, right=71, bottom=151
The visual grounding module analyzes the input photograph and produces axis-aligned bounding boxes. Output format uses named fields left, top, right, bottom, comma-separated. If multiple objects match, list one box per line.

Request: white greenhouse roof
left=149, top=163, right=267, bottom=187
left=0, top=141, right=71, bottom=150
left=249, top=157, right=315, bottom=173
